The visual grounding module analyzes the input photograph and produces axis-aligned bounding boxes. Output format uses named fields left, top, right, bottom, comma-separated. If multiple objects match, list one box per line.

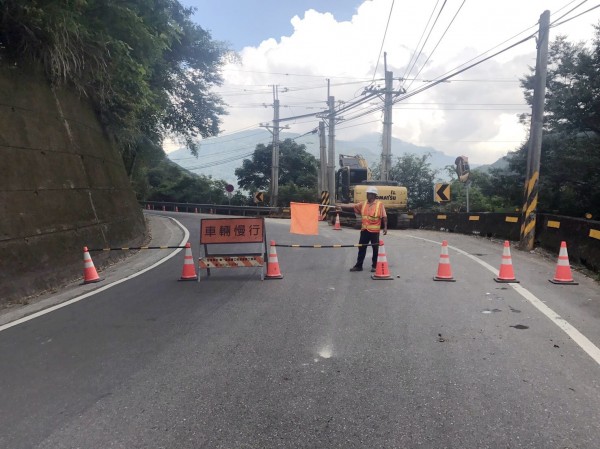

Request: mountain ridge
left=166, top=129, right=486, bottom=187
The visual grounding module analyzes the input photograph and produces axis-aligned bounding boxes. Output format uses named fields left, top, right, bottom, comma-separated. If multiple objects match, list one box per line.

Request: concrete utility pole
left=319, top=121, right=327, bottom=193
left=381, top=53, right=393, bottom=181
left=520, top=10, right=550, bottom=250
left=272, top=86, right=280, bottom=207
left=260, top=86, right=287, bottom=207
left=327, top=80, right=336, bottom=206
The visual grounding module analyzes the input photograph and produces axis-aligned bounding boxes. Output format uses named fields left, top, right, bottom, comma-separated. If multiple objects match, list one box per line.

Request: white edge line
left=0, top=217, right=190, bottom=333
left=404, top=234, right=600, bottom=366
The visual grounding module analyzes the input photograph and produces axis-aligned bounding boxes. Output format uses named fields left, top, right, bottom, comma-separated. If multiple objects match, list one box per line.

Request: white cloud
left=207, top=0, right=599, bottom=164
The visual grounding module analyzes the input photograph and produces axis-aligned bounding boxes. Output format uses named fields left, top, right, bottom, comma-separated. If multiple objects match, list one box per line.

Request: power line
left=372, top=0, right=396, bottom=82
left=340, top=32, right=537, bottom=124
left=183, top=152, right=256, bottom=170
left=550, top=0, right=588, bottom=25
left=550, top=3, right=600, bottom=28
left=404, top=0, right=467, bottom=93
left=401, top=0, right=442, bottom=85
left=402, top=0, right=448, bottom=90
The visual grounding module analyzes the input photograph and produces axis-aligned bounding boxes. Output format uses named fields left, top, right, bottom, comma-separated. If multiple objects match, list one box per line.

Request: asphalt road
left=1, top=212, right=599, bottom=448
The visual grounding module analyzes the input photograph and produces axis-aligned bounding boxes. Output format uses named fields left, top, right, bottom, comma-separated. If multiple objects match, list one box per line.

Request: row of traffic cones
left=82, top=243, right=199, bottom=284
left=81, top=240, right=579, bottom=285
left=432, top=240, right=578, bottom=284
left=263, top=240, right=394, bottom=280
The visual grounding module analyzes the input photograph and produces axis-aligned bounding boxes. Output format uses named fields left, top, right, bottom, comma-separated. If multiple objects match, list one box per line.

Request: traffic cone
left=494, top=240, right=519, bottom=283
left=372, top=240, right=393, bottom=280
left=549, top=241, right=578, bottom=285
left=334, top=212, right=342, bottom=230
left=179, top=242, right=198, bottom=281
left=433, top=240, right=455, bottom=282
left=265, top=240, right=284, bottom=279
left=82, top=247, right=102, bottom=284
left=194, top=207, right=198, bottom=213
left=162, top=205, right=166, bottom=211
left=175, top=206, right=179, bottom=212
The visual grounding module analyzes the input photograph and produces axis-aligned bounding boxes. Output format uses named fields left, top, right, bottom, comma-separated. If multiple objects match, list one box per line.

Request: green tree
left=387, top=153, right=439, bottom=210
left=511, top=25, right=600, bottom=217
left=0, top=0, right=228, bottom=157
left=235, top=138, right=318, bottom=205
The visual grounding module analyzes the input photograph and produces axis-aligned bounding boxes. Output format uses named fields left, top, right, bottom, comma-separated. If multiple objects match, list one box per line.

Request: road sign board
left=225, top=184, right=234, bottom=193
left=434, top=183, right=451, bottom=203
left=254, top=191, right=264, bottom=203
left=200, top=217, right=264, bottom=244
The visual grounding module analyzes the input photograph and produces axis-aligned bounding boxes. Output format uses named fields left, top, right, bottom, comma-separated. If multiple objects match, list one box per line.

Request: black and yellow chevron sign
left=254, top=191, right=264, bottom=203
left=434, top=183, right=450, bottom=203
left=319, top=190, right=330, bottom=219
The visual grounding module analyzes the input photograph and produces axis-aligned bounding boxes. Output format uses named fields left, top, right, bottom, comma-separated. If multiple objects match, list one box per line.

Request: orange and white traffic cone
left=179, top=242, right=198, bottom=281
left=194, top=207, right=198, bottom=213
left=372, top=240, right=393, bottom=280
left=334, top=212, right=342, bottom=230
left=433, top=240, right=455, bottom=282
left=175, top=206, right=179, bottom=213
left=549, top=241, right=578, bottom=285
left=494, top=240, right=519, bottom=283
left=162, top=205, right=166, bottom=211
left=82, top=247, right=102, bottom=284
left=265, top=240, right=284, bottom=279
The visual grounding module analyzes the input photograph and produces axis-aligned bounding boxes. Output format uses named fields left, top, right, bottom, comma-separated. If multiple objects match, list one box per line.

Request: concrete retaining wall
left=0, top=65, right=146, bottom=303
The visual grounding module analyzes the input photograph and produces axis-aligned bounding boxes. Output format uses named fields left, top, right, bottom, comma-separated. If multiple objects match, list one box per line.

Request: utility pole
left=327, top=79, right=336, bottom=206
left=319, top=121, right=327, bottom=193
left=272, top=86, right=280, bottom=207
left=381, top=53, right=393, bottom=181
left=260, top=86, right=289, bottom=207
left=520, top=10, right=550, bottom=250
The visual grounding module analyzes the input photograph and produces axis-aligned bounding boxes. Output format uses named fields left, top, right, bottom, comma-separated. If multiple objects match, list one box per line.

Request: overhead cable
left=372, top=0, right=396, bottom=82
left=404, top=0, right=467, bottom=93
left=401, top=0, right=443, bottom=86
left=401, top=0, right=448, bottom=89
left=550, top=3, right=600, bottom=27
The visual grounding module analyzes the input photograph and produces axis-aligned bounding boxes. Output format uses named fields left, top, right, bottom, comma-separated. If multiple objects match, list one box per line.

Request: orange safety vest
left=360, top=200, right=384, bottom=232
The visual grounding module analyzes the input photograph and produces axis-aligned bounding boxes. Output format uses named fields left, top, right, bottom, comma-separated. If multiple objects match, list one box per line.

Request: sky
left=173, top=0, right=600, bottom=165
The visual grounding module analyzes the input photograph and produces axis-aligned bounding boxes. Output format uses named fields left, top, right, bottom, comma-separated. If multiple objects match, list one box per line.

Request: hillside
left=166, top=130, right=460, bottom=187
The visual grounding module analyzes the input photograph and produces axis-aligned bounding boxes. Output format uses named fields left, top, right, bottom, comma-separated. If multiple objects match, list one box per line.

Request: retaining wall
left=0, top=65, right=146, bottom=303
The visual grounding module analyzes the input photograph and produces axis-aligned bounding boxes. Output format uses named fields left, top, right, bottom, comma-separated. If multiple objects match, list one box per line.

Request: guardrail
left=410, top=212, right=600, bottom=274
left=141, top=201, right=279, bottom=217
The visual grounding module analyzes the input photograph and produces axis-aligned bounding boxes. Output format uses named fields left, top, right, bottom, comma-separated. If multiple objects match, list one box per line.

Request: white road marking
left=404, top=234, right=600, bottom=367
left=0, top=217, right=189, bottom=333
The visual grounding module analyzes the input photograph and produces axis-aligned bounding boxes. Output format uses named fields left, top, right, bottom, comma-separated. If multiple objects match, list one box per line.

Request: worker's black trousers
left=355, top=230, right=380, bottom=269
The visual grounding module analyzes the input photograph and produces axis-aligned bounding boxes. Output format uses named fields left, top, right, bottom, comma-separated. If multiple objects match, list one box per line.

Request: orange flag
left=290, top=202, right=319, bottom=235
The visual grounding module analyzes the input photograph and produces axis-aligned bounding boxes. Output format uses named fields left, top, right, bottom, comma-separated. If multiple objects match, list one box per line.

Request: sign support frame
left=199, top=217, right=268, bottom=280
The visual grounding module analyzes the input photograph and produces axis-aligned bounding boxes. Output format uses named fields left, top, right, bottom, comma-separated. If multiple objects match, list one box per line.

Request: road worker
left=349, top=186, right=387, bottom=272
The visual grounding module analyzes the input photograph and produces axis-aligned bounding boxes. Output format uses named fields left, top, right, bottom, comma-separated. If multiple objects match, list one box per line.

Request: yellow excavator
left=327, top=154, right=409, bottom=229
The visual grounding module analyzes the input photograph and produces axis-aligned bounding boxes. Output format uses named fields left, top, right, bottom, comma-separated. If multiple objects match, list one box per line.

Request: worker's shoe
left=349, top=266, right=362, bottom=272
left=371, top=266, right=376, bottom=272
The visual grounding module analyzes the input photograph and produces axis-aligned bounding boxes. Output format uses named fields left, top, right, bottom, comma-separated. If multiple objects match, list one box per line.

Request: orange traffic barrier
left=494, top=240, right=519, bottom=283
left=333, top=212, right=342, bottom=230
left=179, top=242, right=198, bottom=281
left=82, top=247, right=102, bottom=284
left=433, top=240, right=455, bottom=282
left=549, top=241, right=578, bottom=285
left=265, top=240, right=284, bottom=279
left=372, top=240, right=393, bottom=280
